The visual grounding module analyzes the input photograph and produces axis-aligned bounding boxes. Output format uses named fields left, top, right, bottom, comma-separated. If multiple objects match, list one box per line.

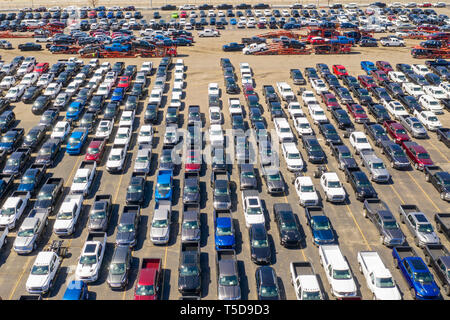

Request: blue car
left=0, top=129, right=22, bottom=154
left=222, top=42, right=245, bottom=51
left=62, top=280, right=89, bottom=300
left=66, top=128, right=88, bottom=155
left=111, top=88, right=125, bottom=104
left=66, top=101, right=84, bottom=121
left=214, top=209, right=235, bottom=250
left=174, top=38, right=192, bottom=46
left=97, top=11, right=106, bottom=18
left=360, top=61, right=377, bottom=75
left=17, top=167, right=42, bottom=195
left=107, top=11, right=114, bottom=18
left=305, top=207, right=336, bottom=245
left=155, top=169, right=173, bottom=203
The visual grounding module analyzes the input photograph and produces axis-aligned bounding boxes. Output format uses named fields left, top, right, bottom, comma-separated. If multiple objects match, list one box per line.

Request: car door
left=407, top=214, right=416, bottom=234
left=403, top=260, right=414, bottom=287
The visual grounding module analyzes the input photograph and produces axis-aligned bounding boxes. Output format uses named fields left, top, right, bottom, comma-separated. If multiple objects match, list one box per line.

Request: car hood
left=89, top=218, right=106, bottom=230
left=182, top=228, right=200, bottom=242
left=313, top=228, right=335, bottom=242
left=372, top=168, right=390, bottom=177
left=151, top=227, right=169, bottom=238
left=26, top=274, right=49, bottom=289
left=3, top=164, right=18, bottom=173
left=375, top=287, right=402, bottom=300
left=0, top=214, right=14, bottom=225
left=358, top=186, right=377, bottom=197
left=218, top=285, right=241, bottom=300
left=34, top=200, right=52, bottom=211
left=281, top=230, right=300, bottom=242
left=383, top=228, right=404, bottom=242
left=310, top=150, right=325, bottom=159
left=107, top=272, right=125, bottom=285
left=241, top=177, right=257, bottom=188
left=54, top=218, right=73, bottom=230
left=215, top=234, right=234, bottom=247
left=393, top=155, right=409, bottom=164
left=127, top=192, right=143, bottom=203
left=267, top=180, right=283, bottom=189
left=76, top=263, right=97, bottom=277
left=419, top=232, right=440, bottom=244
left=178, top=274, right=200, bottom=292
left=251, top=246, right=271, bottom=260
left=342, top=157, right=358, bottom=169
left=184, top=192, right=199, bottom=202
left=116, top=231, right=135, bottom=245
left=333, top=278, right=357, bottom=295
left=18, top=183, right=34, bottom=191
left=35, top=154, right=51, bottom=163
left=214, top=194, right=231, bottom=204
left=14, top=235, right=34, bottom=248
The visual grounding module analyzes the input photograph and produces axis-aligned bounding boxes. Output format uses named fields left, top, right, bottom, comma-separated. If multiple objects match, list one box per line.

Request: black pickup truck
left=435, top=213, right=450, bottom=241
left=424, top=166, right=450, bottom=201
left=241, top=36, right=266, bottom=45
left=344, top=166, right=378, bottom=201
left=436, top=128, right=450, bottom=148
left=423, top=244, right=450, bottom=296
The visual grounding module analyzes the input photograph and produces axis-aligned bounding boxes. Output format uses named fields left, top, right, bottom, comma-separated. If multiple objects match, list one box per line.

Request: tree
left=89, top=0, right=98, bottom=8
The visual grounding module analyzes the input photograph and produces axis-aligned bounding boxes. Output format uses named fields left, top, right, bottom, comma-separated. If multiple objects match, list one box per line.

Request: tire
left=425, top=174, right=430, bottom=182
left=363, top=209, right=368, bottom=218
left=401, top=214, right=405, bottom=224
left=425, top=255, right=432, bottom=266
left=441, top=192, right=446, bottom=200
left=359, top=263, right=363, bottom=274
left=437, top=223, right=442, bottom=233
left=414, top=237, right=420, bottom=247
left=391, top=161, right=395, bottom=168
left=414, top=163, right=419, bottom=170
left=410, top=288, right=416, bottom=300
left=380, top=235, right=385, bottom=245
left=33, top=242, right=37, bottom=251
left=394, top=256, right=399, bottom=268
left=444, top=284, right=450, bottom=297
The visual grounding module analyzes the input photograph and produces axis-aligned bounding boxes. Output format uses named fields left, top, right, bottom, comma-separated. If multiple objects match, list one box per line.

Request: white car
left=239, top=63, right=251, bottom=76
left=118, top=110, right=135, bottom=128
left=20, top=73, right=39, bottom=87
left=301, top=90, right=317, bottom=106
left=0, top=76, right=16, bottom=90
left=294, top=176, right=319, bottom=206
left=138, top=124, right=154, bottom=145
left=209, top=124, right=224, bottom=148
left=26, top=251, right=61, bottom=294
left=276, top=82, right=295, bottom=101
left=0, top=193, right=30, bottom=229
left=412, top=64, right=429, bottom=76
left=423, top=86, right=447, bottom=100
left=349, top=131, right=373, bottom=155
left=133, top=147, right=152, bottom=174
left=241, top=74, right=253, bottom=86
left=65, top=80, right=82, bottom=96
left=418, top=94, right=444, bottom=114
left=43, top=82, right=62, bottom=99
left=384, top=100, right=409, bottom=119
left=5, top=85, right=26, bottom=102
left=388, top=71, right=408, bottom=83
left=414, top=110, right=442, bottom=131
left=104, top=71, right=117, bottom=84
left=114, top=126, right=131, bottom=147
left=293, top=117, right=313, bottom=136
left=148, top=89, right=163, bottom=107
left=95, top=120, right=113, bottom=141
left=311, top=79, right=328, bottom=94
left=36, top=73, right=54, bottom=87
left=51, top=121, right=71, bottom=140
left=96, top=82, right=113, bottom=96
left=242, top=191, right=265, bottom=228
left=282, top=9, right=290, bottom=16
left=17, top=62, right=35, bottom=77
left=106, top=147, right=126, bottom=173
left=308, top=105, right=328, bottom=124
left=209, top=107, right=222, bottom=125
left=287, top=102, right=304, bottom=118
left=274, top=117, right=295, bottom=142
left=140, top=61, right=153, bottom=75
left=380, top=37, right=405, bottom=46
left=320, top=172, right=346, bottom=203
left=53, top=194, right=83, bottom=236
left=439, top=82, right=450, bottom=96
left=402, top=82, right=425, bottom=98
left=198, top=28, right=220, bottom=37
left=228, top=99, right=243, bottom=115
left=281, top=142, right=304, bottom=172
left=163, top=124, right=179, bottom=146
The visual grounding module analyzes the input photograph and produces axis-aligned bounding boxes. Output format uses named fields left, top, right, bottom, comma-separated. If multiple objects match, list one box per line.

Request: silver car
left=400, top=116, right=428, bottom=138
left=107, top=245, right=132, bottom=289
left=360, top=150, right=390, bottom=183
left=181, top=204, right=201, bottom=243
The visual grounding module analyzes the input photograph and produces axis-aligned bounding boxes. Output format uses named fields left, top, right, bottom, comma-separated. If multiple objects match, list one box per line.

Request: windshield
left=376, top=277, right=395, bottom=288
left=184, top=185, right=198, bottom=193
left=414, top=271, right=433, bottom=284
left=301, top=186, right=314, bottom=192
left=417, top=153, right=430, bottom=159
left=252, top=238, right=268, bottom=248
left=217, top=226, right=232, bottom=236
left=328, top=181, right=341, bottom=188
left=268, top=174, right=280, bottom=181
left=69, top=137, right=80, bottom=145
left=136, top=156, right=148, bottom=163
left=158, top=183, right=170, bottom=191
left=418, top=223, right=433, bottom=233
left=302, top=291, right=322, bottom=300
left=18, top=228, right=34, bottom=237
left=80, top=255, right=97, bottom=265
left=183, top=220, right=198, bottom=229
left=109, top=262, right=125, bottom=275
left=260, top=285, right=278, bottom=298
left=333, top=269, right=351, bottom=279
left=31, top=265, right=49, bottom=275
left=110, top=154, right=121, bottom=161
left=118, top=223, right=135, bottom=233
left=247, top=207, right=262, bottom=215
left=313, top=218, right=330, bottom=230
left=73, top=176, right=87, bottom=183
left=135, top=284, right=154, bottom=296
left=288, top=153, right=300, bottom=159
left=152, top=219, right=168, bottom=228
left=1, top=136, right=14, bottom=143
left=383, top=220, right=399, bottom=230
left=428, top=116, right=438, bottom=122
left=215, top=187, right=228, bottom=196
left=219, top=275, right=238, bottom=286
left=90, top=210, right=105, bottom=219
left=372, top=162, right=385, bottom=169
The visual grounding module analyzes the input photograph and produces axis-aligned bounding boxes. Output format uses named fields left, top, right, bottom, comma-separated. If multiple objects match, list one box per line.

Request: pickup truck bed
left=290, top=262, right=315, bottom=277
left=141, top=258, right=161, bottom=270
left=86, top=232, right=106, bottom=243
left=435, top=213, right=450, bottom=240
left=399, top=204, right=420, bottom=215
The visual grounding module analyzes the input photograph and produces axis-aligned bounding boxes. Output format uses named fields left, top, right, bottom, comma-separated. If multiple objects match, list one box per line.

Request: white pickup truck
left=241, top=189, right=265, bottom=228
left=75, top=232, right=107, bottom=283
left=242, top=43, right=268, bottom=54
left=0, top=191, right=31, bottom=229
left=290, top=261, right=324, bottom=300
left=294, top=176, right=319, bottom=207
left=53, top=193, right=84, bottom=236
left=14, top=208, right=49, bottom=254
left=26, top=250, right=61, bottom=295
left=276, top=82, right=295, bottom=102
left=70, top=160, right=97, bottom=196
left=198, top=28, right=220, bottom=37
left=357, top=251, right=401, bottom=300
left=228, top=98, right=243, bottom=115
left=319, top=244, right=359, bottom=299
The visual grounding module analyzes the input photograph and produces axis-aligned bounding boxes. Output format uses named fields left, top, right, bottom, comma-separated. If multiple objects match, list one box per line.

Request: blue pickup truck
left=222, top=42, right=245, bottom=52
left=62, top=280, right=89, bottom=300
left=155, top=169, right=173, bottom=203
left=214, top=209, right=235, bottom=250
left=104, top=42, right=131, bottom=52
left=66, top=128, right=89, bottom=155
left=360, top=61, right=377, bottom=75
left=393, top=246, right=441, bottom=300
left=304, top=206, right=336, bottom=246
left=66, top=101, right=84, bottom=122
left=330, top=36, right=355, bottom=45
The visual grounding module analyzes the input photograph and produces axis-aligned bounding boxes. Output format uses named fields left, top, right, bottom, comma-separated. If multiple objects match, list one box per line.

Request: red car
left=185, top=148, right=201, bottom=172
left=309, top=36, right=326, bottom=45
left=257, top=22, right=266, bottom=29
left=401, top=141, right=433, bottom=170
left=375, top=61, right=394, bottom=74
left=332, top=64, right=348, bottom=79
left=84, top=138, right=106, bottom=164
left=243, top=84, right=257, bottom=99
left=357, top=75, right=377, bottom=89
left=321, top=92, right=340, bottom=110
left=117, top=76, right=131, bottom=91
left=34, top=62, right=49, bottom=74
left=418, top=25, right=440, bottom=32
left=346, top=103, right=368, bottom=123
left=372, top=70, right=389, bottom=85
left=383, top=120, right=410, bottom=144
left=420, top=2, right=432, bottom=7
left=134, top=258, right=161, bottom=300
left=180, top=11, right=187, bottom=18
left=88, top=10, right=97, bottom=18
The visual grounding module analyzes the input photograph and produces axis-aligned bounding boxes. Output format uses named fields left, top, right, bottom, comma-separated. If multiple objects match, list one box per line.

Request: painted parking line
left=406, top=171, right=442, bottom=212
left=8, top=256, right=34, bottom=300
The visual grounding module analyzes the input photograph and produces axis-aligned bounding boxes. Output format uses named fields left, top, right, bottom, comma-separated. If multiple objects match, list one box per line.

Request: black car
left=55, top=71, right=72, bottom=87
left=384, top=81, right=404, bottom=98
left=22, top=86, right=42, bottom=104
left=165, top=107, right=178, bottom=124
left=220, top=57, right=234, bottom=70
left=0, top=173, right=14, bottom=200
left=35, top=138, right=61, bottom=167
left=290, top=69, right=306, bottom=85
left=335, top=87, right=354, bottom=104
left=224, top=77, right=239, bottom=94
left=330, top=108, right=353, bottom=130
left=330, top=143, right=358, bottom=171
left=0, top=110, right=15, bottom=133
left=88, top=95, right=105, bottom=114
left=380, top=140, right=410, bottom=170
left=364, top=122, right=390, bottom=147
left=316, top=63, right=331, bottom=75
left=424, top=72, right=441, bottom=86
left=0, top=99, right=10, bottom=114
left=112, top=62, right=125, bottom=75
left=344, top=167, right=378, bottom=201
left=249, top=223, right=271, bottom=265
left=144, top=103, right=158, bottom=124
left=406, top=73, right=429, bottom=87
left=262, top=85, right=278, bottom=103
left=124, top=65, right=137, bottom=79
left=79, top=112, right=97, bottom=133
left=3, top=148, right=30, bottom=177
left=49, top=64, right=65, bottom=77
left=354, top=88, right=373, bottom=106
left=268, top=100, right=284, bottom=119
left=39, top=109, right=58, bottom=130
left=255, top=266, right=280, bottom=301
left=116, top=207, right=140, bottom=248
left=371, top=87, right=392, bottom=103
left=104, top=102, right=120, bottom=122
left=301, top=135, right=326, bottom=163
left=21, top=125, right=46, bottom=150
left=231, top=114, right=246, bottom=132
left=398, top=95, right=422, bottom=113
left=342, top=75, right=360, bottom=90
left=187, top=105, right=201, bottom=125
left=126, top=173, right=146, bottom=205
left=125, top=95, right=139, bottom=111
left=131, top=83, right=145, bottom=98
left=31, top=95, right=51, bottom=115
left=368, top=103, right=391, bottom=124
left=323, top=73, right=340, bottom=87
left=396, top=63, right=414, bottom=75
left=178, top=242, right=201, bottom=295
left=0, top=128, right=23, bottom=154
left=18, top=42, right=42, bottom=51
left=318, top=123, right=342, bottom=145
left=273, top=203, right=302, bottom=247
left=432, top=66, right=450, bottom=81
left=304, top=67, right=319, bottom=81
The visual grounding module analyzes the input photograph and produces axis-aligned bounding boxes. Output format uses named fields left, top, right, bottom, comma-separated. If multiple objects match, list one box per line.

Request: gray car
left=88, top=196, right=112, bottom=232
left=183, top=172, right=200, bottom=204
left=211, top=172, right=232, bottom=210
left=115, top=207, right=140, bottom=247
left=216, top=250, right=241, bottom=300
left=107, top=245, right=132, bottom=289
left=258, top=140, right=278, bottom=167
left=261, top=165, right=285, bottom=194
left=181, top=204, right=201, bottom=243
left=239, top=164, right=257, bottom=190
left=400, top=116, right=428, bottom=139
left=360, top=150, right=390, bottom=183
left=159, top=148, right=175, bottom=170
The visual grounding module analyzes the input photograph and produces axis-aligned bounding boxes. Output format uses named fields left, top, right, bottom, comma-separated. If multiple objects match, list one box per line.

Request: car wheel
left=441, top=192, right=446, bottom=200
left=410, top=288, right=416, bottom=300
left=414, top=163, right=419, bottom=170
left=444, top=284, right=450, bottom=296
left=33, top=242, right=37, bottom=250
left=425, top=254, right=432, bottom=266
left=438, top=134, right=442, bottom=141
left=363, top=209, right=368, bottom=218
left=414, top=237, right=420, bottom=247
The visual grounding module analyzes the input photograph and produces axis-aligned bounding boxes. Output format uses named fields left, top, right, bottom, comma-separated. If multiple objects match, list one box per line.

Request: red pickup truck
left=401, top=141, right=434, bottom=170
left=358, top=75, right=377, bottom=89
left=332, top=64, right=348, bottom=79
left=383, top=120, right=410, bottom=144
left=321, top=92, right=340, bottom=110
left=84, top=138, right=106, bottom=164
left=372, top=70, right=389, bottom=85
left=375, top=61, right=394, bottom=73
left=134, top=258, right=162, bottom=300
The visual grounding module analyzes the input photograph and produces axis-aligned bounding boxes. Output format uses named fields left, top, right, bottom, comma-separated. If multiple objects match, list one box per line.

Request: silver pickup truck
left=360, top=149, right=390, bottom=183
left=13, top=208, right=49, bottom=254
left=399, top=204, right=440, bottom=248
left=399, top=115, right=427, bottom=139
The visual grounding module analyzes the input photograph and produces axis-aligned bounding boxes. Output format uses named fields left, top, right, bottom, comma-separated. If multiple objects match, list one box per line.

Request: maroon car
left=383, top=120, right=410, bottom=144
left=375, top=61, right=394, bottom=74
left=401, top=141, right=433, bottom=170
left=358, top=75, right=377, bottom=89
left=346, top=103, right=368, bottom=123
left=372, top=70, right=389, bottom=85
left=321, top=92, right=340, bottom=110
